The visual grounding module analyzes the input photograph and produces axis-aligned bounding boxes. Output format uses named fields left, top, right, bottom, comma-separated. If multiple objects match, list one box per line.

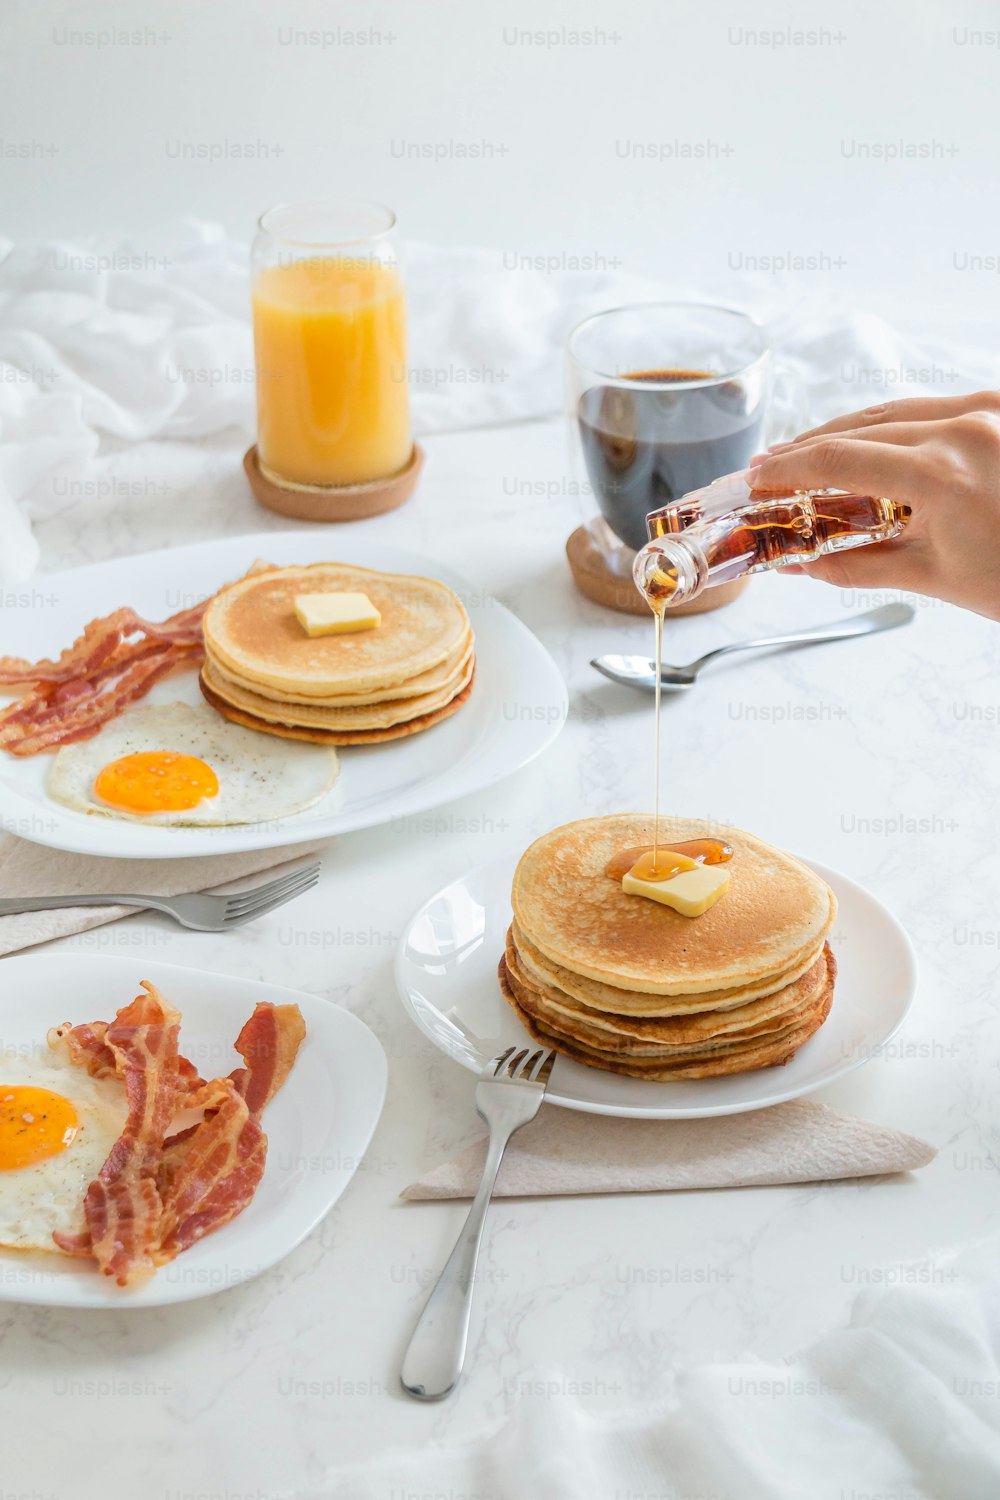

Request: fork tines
left=489, top=1046, right=556, bottom=1083
left=222, top=859, right=321, bottom=921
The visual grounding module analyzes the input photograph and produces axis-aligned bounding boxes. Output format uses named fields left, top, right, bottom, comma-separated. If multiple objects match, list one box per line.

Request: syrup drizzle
left=605, top=838, right=733, bottom=883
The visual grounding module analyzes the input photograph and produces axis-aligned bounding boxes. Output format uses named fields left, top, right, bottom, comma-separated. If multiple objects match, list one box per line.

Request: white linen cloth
left=0, top=839, right=323, bottom=954
left=401, top=1096, right=935, bottom=1199
left=2, top=222, right=1000, bottom=581
left=291, top=1233, right=1000, bottom=1500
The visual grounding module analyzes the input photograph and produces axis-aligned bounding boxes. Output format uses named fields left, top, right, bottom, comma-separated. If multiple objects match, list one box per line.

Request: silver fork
left=401, top=1045, right=556, bottom=1402
left=0, top=857, right=321, bottom=931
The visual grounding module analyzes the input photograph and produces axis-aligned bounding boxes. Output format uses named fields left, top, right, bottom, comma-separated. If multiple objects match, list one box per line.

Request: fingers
left=749, top=435, right=926, bottom=503
left=779, top=533, right=933, bottom=597
left=757, top=420, right=939, bottom=464
left=775, top=390, right=1000, bottom=446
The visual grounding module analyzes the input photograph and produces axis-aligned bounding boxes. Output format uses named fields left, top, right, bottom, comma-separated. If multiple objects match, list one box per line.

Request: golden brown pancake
left=500, top=949, right=836, bottom=1080
left=500, top=813, right=838, bottom=1082
left=200, top=669, right=475, bottom=745
left=512, top=815, right=835, bottom=996
left=201, top=651, right=475, bottom=730
left=505, top=927, right=832, bottom=1047
left=205, top=633, right=474, bottom=708
left=203, top=563, right=470, bottom=696
left=511, top=918, right=825, bottom=1016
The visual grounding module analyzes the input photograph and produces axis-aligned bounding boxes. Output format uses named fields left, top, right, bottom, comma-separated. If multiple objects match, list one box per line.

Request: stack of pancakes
left=200, top=562, right=475, bottom=744
left=499, top=814, right=837, bottom=1080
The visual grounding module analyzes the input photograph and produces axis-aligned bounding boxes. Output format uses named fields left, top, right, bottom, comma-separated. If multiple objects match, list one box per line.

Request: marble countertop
left=6, top=416, right=999, bottom=1497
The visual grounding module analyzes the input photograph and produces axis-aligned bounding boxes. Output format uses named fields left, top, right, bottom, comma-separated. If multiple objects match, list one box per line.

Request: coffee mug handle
left=766, top=360, right=810, bottom=445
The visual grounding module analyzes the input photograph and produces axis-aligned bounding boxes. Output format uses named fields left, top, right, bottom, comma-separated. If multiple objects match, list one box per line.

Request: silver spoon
left=591, top=602, right=915, bottom=691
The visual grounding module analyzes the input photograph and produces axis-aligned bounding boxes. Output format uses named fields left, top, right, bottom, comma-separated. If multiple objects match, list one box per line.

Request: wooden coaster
left=566, top=524, right=749, bottom=617
left=244, top=443, right=425, bottom=523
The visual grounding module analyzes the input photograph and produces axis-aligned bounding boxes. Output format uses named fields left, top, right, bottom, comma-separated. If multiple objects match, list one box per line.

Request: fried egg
left=0, top=1049, right=127, bottom=1253
left=46, top=701, right=339, bottom=826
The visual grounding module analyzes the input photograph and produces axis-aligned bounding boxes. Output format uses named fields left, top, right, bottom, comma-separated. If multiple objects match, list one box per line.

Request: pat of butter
left=622, top=862, right=731, bottom=917
left=294, top=592, right=381, bottom=636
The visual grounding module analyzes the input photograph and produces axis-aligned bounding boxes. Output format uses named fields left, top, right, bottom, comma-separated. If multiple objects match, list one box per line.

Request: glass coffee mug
left=251, top=200, right=412, bottom=490
left=566, top=301, right=804, bottom=556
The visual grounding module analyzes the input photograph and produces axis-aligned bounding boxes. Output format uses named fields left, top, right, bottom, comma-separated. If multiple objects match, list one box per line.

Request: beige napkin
left=401, top=1097, right=936, bottom=1200
left=0, top=831, right=326, bottom=955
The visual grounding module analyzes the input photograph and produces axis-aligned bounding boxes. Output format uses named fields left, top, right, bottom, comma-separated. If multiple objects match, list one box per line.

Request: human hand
left=747, top=392, right=1000, bottom=622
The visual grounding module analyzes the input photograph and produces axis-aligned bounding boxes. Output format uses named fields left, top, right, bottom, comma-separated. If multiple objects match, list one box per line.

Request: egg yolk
left=93, top=750, right=219, bottom=815
left=0, top=1086, right=79, bottom=1170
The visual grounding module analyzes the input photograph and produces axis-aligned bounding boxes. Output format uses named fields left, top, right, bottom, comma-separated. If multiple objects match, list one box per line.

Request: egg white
left=46, top=701, right=340, bottom=827
left=0, top=1049, right=127, bottom=1253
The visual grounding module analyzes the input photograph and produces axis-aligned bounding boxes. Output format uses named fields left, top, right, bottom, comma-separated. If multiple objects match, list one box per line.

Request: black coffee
left=578, top=368, right=764, bottom=551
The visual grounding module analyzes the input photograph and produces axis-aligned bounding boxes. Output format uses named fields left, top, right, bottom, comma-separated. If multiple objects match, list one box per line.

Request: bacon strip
left=48, top=1020, right=115, bottom=1078
left=0, top=564, right=275, bottom=758
left=0, top=603, right=205, bottom=688
left=155, top=1079, right=266, bottom=1262
left=52, top=995, right=305, bottom=1285
left=0, top=643, right=202, bottom=756
left=49, top=1018, right=204, bottom=1094
left=229, top=1002, right=307, bottom=1115
left=53, top=983, right=181, bottom=1286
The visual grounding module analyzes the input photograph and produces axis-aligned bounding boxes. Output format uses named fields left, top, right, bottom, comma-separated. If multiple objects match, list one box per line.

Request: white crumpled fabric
left=2, top=221, right=999, bottom=582
left=293, top=1234, right=1000, bottom=1500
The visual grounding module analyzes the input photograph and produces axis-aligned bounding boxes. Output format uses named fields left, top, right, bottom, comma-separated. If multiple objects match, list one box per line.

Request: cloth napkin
left=291, top=1234, right=1000, bottom=1500
left=0, top=834, right=322, bottom=955
left=3, top=222, right=1000, bottom=581
left=402, top=1096, right=935, bottom=1200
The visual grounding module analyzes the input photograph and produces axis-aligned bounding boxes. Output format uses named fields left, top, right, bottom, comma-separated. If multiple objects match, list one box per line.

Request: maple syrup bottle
left=633, top=469, right=910, bottom=608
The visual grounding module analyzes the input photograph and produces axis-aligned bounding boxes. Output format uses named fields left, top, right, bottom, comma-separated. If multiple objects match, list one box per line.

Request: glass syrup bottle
left=632, top=469, right=911, bottom=609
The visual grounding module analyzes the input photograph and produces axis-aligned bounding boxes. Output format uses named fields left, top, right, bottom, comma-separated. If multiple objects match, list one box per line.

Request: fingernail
left=767, top=440, right=794, bottom=452
left=745, top=463, right=763, bottom=485
left=747, top=452, right=770, bottom=466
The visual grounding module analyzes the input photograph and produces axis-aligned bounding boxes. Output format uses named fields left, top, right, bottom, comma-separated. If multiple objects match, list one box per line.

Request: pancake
left=200, top=668, right=475, bottom=745
left=206, top=633, right=474, bottom=708
left=505, top=927, right=833, bottom=1047
left=500, top=950, right=836, bottom=1080
left=512, top=815, right=835, bottom=997
left=203, top=563, right=470, bottom=696
left=505, top=953, right=830, bottom=1060
left=511, top=918, right=825, bottom=1016
left=202, top=651, right=475, bottom=730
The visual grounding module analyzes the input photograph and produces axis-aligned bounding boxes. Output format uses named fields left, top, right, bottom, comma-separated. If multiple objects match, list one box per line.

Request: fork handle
left=400, top=1128, right=510, bottom=1401
left=0, top=894, right=160, bottom=915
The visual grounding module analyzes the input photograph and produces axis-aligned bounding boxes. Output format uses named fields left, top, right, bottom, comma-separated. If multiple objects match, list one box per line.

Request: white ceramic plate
left=0, top=533, right=567, bottom=859
left=0, top=954, right=386, bottom=1308
left=394, top=853, right=917, bottom=1119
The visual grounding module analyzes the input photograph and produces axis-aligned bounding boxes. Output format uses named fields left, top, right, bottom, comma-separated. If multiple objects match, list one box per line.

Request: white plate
left=394, top=853, right=917, bottom=1119
left=0, top=533, right=567, bottom=859
left=0, top=954, right=386, bottom=1308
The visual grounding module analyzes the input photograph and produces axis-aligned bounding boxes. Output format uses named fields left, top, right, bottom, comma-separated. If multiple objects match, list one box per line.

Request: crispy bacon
left=229, top=1002, right=307, bottom=1115
left=49, top=1018, right=204, bottom=1095
left=48, top=1020, right=115, bottom=1078
left=51, top=994, right=305, bottom=1286
left=155, top=1079, right=266, bottom=1262
left=53, top=983, right=181, bottom=1285
left=0, top=564, right=276, bottom=758
left=0, top=603, right=205, bottom=688
left=0, top=643, right=202, bottom=756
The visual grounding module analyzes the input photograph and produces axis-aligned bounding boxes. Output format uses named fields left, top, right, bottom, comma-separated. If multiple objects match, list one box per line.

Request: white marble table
left=6, top=416, right=998, bottom=1497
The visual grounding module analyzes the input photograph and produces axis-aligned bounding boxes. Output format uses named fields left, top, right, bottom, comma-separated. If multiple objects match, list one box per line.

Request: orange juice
left=252, top=256, right=411, bottom=488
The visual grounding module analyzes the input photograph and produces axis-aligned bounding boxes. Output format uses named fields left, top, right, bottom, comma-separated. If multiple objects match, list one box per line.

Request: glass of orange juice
left=251, top=200, right=412, bottom=490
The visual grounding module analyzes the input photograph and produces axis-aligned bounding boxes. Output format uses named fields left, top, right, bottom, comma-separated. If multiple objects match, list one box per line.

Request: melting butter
left=622, top=861, right=731, bottom=917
